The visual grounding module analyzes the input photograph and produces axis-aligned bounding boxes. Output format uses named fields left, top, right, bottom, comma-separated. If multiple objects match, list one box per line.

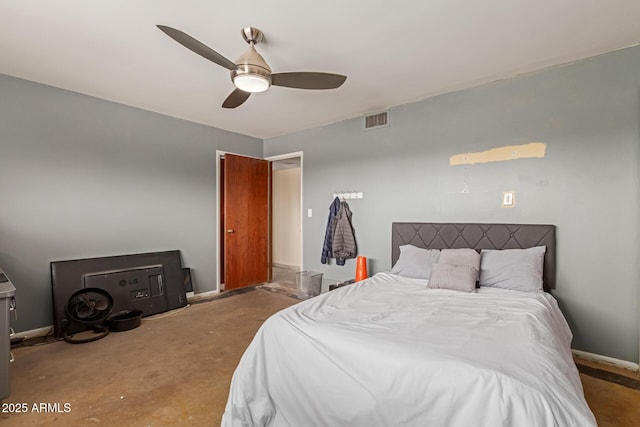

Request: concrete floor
left=270, top=265, right=297, bottom=291
left=577, top=356, right=640, bottom=427
left=3, top=287, right=639, bottom=426
left=4, top=288, right=297, bottom=426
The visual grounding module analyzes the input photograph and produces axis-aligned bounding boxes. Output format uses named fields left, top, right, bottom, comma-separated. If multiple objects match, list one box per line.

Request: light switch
left=307, top=209, right=313, bottom=218
left=501, top=191, right=515, bottom=208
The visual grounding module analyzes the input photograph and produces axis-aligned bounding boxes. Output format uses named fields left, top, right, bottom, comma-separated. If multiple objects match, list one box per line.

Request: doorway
left=269, top=155, right=302, bottom=290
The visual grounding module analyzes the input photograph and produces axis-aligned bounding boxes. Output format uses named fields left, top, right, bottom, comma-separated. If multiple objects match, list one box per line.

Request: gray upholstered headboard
left=391, top=223, right=556, bottom=291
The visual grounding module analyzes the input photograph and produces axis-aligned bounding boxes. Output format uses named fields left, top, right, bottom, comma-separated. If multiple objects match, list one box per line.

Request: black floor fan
left=63, top=288, right=114, bottom=344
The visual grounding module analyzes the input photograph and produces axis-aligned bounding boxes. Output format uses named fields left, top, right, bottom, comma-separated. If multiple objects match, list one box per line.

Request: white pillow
left=391, top=245, right=440, bottom=280
left=427, top=264, right=477, bottom=292
left=437, top=248, right=481, bottom=281
left=479, top=246, right=546, bottom=292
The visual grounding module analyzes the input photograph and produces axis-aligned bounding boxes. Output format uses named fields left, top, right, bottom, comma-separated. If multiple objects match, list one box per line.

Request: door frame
left=216, top=150, right=303, bottom=291
left=266, top=151, right=304, bottom=274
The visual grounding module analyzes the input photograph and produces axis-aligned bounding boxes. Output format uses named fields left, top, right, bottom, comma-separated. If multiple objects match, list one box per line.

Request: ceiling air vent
left=364, top=111, right=389, bottom=131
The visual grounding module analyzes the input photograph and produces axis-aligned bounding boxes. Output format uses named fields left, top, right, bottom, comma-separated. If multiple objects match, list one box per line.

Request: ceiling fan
left=157, top=25, right=347, bottom=109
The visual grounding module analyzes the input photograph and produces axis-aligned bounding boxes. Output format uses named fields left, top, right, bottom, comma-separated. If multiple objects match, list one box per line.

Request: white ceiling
left=1, top=1, right=639, bottom=139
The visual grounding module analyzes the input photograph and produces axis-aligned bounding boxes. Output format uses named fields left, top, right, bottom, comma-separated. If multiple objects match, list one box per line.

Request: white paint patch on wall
left=450, top=142, right=546, bottom=165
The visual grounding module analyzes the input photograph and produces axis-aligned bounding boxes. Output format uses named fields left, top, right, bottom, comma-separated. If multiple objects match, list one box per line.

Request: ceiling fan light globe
left=233, top=74, right=270, bottom=93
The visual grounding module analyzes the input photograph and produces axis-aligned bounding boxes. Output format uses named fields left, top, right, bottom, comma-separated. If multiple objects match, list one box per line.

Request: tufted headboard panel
left=391, top=223, right=556, bottom=291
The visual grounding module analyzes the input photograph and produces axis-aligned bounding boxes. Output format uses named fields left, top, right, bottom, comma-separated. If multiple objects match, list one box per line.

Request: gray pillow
left=479, top=246, right=546, bottom=292
left=390, top=245, right=441, bottom=279
left=438, top=248, right=481, bottom=280
left=427, top=264, right=477, bottom=292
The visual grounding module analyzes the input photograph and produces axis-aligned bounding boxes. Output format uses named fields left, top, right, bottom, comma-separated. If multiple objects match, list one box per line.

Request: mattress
left=221, top=272, right=596, bottom=426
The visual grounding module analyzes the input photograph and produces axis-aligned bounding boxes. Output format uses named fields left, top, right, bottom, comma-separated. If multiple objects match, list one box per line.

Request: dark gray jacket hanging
left=321, top=197, right=341, bottom=264
left=332, top=201, right=357, bottom=265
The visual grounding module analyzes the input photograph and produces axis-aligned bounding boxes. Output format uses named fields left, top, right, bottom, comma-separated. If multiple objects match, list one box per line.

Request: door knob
left=226, top=229, right=235, bottom=233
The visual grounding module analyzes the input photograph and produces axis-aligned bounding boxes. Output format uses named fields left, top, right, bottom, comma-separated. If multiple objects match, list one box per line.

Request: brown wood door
left=223, top=154, right=270, bottom=290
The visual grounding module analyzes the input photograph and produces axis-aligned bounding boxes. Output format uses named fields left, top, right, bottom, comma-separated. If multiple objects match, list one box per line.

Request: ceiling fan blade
left=271, top=72, right=347, bottom=90
left=222, top=89, right=251, bottom=108
left=157, top=25, right=239, bottom=71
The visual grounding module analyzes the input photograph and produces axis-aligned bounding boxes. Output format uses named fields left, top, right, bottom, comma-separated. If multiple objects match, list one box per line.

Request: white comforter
left=222, top=273, right=596, bottom=427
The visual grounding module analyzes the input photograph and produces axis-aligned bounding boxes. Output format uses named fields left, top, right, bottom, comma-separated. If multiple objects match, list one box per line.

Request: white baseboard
left=12, top=326, right=53, bottom=340
left=187, top=289, right=220, bottom=302
left=12, top=291, right=220, bottom=339
left=572, top=349, right=639, bottom=372
left=272, top=263, right=299, bottom=271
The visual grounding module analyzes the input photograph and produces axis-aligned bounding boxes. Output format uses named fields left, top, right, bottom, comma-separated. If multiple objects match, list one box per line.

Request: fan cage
left=65, top=288, right=114, bottom=325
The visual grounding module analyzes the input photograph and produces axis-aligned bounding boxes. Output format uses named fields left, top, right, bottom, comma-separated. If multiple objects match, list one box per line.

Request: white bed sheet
left=222, top=272, right=596, bottom=426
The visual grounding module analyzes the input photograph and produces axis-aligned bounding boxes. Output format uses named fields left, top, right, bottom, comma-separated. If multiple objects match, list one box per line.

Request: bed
left=221, top=223, right=596, bottom=426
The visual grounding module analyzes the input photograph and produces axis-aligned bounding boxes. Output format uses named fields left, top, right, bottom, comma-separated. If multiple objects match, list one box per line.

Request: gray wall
left=0, top=74, right=262, bottom=332
left=2, top=45, right=639, bottom=363
left=265, top=46, right=640, bottom=363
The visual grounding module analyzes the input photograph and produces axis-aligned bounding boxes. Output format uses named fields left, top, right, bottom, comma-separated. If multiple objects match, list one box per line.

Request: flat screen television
left=50, top=250, right=187, bottom=338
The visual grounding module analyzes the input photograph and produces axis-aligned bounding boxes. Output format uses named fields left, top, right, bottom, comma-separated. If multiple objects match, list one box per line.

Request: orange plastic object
left=355, top=256, right=368, bottom=282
